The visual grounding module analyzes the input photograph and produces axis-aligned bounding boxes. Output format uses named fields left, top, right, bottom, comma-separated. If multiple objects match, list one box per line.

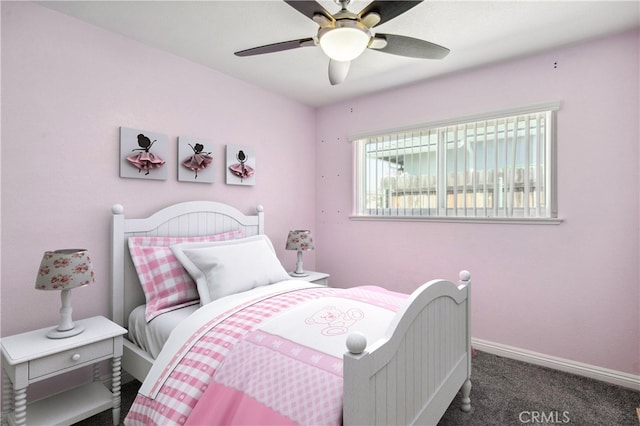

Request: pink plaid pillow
left=128, top=229, right=244, bottom=322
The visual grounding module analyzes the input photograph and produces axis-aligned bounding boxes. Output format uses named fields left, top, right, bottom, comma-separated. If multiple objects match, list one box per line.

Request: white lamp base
left=47, top=325, right=85, bottom=339
left=290, top=250, right=309, bottom=277
left=47, top=288, right=84, bottom=339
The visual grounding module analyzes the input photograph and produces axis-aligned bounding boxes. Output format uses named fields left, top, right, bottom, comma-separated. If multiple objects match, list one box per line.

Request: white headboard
left=110, top=201, right=264, bottom=328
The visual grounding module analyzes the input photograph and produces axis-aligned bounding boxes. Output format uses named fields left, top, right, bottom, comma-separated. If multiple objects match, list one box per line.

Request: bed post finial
left=346, top=331, right=367, bottom=355
left=459, top=270, right=471, bottom=284
left=112, top=204, right=124, bottom=215
left=256, top=205, right=264, bottom=213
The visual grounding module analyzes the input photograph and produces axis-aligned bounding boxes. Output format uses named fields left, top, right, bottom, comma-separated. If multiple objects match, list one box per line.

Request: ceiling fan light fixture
left=319, top=25, right=370, bottom=62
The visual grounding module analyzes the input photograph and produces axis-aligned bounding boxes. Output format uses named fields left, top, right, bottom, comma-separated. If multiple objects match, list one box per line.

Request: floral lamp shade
left=285, top=230, right=315, bottom=251
left=35, top=249, right=94, bottom=338
left=286, top=230, right=314, bottom=277
left=36, top=249, right=94, bottom=291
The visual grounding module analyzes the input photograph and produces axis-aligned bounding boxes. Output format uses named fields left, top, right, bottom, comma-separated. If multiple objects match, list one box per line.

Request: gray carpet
left=75, top=351, right=639, bottom=425
left=439, top=351, right=639, bottom=426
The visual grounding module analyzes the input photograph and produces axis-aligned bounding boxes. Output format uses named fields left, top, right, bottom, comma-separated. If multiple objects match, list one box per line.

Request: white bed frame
left=111, top=201, right=472, bottom=425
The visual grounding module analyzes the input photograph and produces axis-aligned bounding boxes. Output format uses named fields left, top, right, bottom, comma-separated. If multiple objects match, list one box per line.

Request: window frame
left=351, top=102, right=562, bottom=224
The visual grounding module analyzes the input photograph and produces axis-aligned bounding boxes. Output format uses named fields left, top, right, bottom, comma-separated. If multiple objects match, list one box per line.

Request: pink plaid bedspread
left=125, top=283, right=407, bottom=426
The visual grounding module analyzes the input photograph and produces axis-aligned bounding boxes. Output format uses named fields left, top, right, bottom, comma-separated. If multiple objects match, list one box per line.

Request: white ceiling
left=39, top=1, right=639, bottom=107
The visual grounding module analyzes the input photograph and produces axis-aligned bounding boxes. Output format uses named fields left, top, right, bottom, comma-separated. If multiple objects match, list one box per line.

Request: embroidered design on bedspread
left=305, top=306, right=364, bottom=336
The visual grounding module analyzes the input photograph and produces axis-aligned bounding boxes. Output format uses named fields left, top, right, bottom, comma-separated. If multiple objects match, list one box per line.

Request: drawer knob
left=71, top=353, right=81, bottom=362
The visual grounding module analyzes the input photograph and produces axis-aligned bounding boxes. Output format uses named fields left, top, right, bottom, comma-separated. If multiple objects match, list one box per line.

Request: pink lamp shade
left=35, top=249, right=94, bottom=338
left=285, top=230, right=314, bottom=277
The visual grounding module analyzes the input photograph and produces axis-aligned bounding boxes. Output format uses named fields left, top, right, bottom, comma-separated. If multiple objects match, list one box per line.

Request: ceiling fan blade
left=358, top=1, right=423, bottom=26
left=372, top=33, right=450, bottom=59
left=235, top=38, right=315, bottom=57
left=284, top=0, right=334, bottom=22
left=328, top=60, right=350, bottom=85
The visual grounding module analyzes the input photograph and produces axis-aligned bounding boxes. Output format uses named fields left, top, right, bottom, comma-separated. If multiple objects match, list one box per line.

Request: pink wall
left=1, top=2, right=317, bottom=340
left=1, top=0, right=638, bottom=399
left=315, top=30, right=640, bottom=375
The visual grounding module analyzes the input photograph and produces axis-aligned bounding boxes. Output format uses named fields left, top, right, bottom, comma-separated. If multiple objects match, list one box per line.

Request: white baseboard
left=472, top=338, right=640, bottom=390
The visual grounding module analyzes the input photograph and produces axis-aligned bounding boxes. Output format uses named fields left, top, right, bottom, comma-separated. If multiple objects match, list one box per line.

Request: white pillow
left=171, top=235, right=290, bottom=304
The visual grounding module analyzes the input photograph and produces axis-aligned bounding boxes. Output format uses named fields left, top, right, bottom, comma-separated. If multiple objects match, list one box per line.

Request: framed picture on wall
left=178, top=137, right=214, bottom=183
left=226, top=145, right=256, bottom=186
left=119, top=127, right=169, bottom=180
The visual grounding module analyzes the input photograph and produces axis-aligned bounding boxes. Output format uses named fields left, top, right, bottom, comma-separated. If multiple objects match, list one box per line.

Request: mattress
left=127, top=281, right=325, bottom=359
left=128, top=304, right=199, bottom=359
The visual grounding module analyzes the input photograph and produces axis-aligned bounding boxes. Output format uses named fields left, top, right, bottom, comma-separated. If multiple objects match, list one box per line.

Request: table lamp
left=35, top=249, right=94, bottom=338
left=285, top=230, right=314, bottom=277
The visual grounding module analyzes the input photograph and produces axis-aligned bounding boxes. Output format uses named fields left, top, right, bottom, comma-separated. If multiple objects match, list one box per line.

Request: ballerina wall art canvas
left=120, top=127, right=168, bottom=180
left=178, top=137, right=214, bottom=183
left=226, top=144, right=256, bottom=186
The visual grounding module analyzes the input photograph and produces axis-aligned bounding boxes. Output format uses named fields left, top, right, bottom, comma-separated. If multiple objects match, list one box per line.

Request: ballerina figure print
left=182, top=143, right=213, bottom=179
left=126, top=133, right=166, bottom=175
left=228, top=149, right=255, bottom=182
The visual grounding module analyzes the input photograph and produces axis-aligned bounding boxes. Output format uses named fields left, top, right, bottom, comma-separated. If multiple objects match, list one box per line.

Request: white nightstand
left=1, top=316, right=126, bottom=426
left=290, top=271, right=330, bottom=286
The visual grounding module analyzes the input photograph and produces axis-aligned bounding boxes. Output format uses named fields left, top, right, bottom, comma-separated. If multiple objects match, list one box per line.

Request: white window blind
left=353, top=104, right=558, bottom=220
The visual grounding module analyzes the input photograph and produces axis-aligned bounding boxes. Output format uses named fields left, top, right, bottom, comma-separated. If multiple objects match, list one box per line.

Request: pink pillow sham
left=128, top=229, right=244, bottom=322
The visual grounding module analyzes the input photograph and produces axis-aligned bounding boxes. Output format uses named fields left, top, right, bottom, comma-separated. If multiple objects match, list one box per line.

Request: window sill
left=350, top=215, right=563, bottom=225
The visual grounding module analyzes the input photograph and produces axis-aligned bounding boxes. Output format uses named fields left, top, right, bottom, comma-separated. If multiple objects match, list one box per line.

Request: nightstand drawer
left=29, top=339, right=113, bottom=379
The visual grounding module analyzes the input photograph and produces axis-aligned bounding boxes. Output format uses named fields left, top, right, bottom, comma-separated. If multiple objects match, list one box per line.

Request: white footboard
left=343, top=271, right=472, bottom=425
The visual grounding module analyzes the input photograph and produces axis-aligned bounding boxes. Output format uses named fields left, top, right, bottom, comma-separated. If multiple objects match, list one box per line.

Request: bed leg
left=461, top=378, right=472, bottom=413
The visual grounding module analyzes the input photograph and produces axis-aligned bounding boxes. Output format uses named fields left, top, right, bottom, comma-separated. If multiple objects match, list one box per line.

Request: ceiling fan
left=234, top=0, right=450, bottom=85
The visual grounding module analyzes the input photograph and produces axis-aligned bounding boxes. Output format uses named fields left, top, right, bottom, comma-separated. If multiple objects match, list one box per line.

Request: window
left=353, top=103, right=559, bottom=221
